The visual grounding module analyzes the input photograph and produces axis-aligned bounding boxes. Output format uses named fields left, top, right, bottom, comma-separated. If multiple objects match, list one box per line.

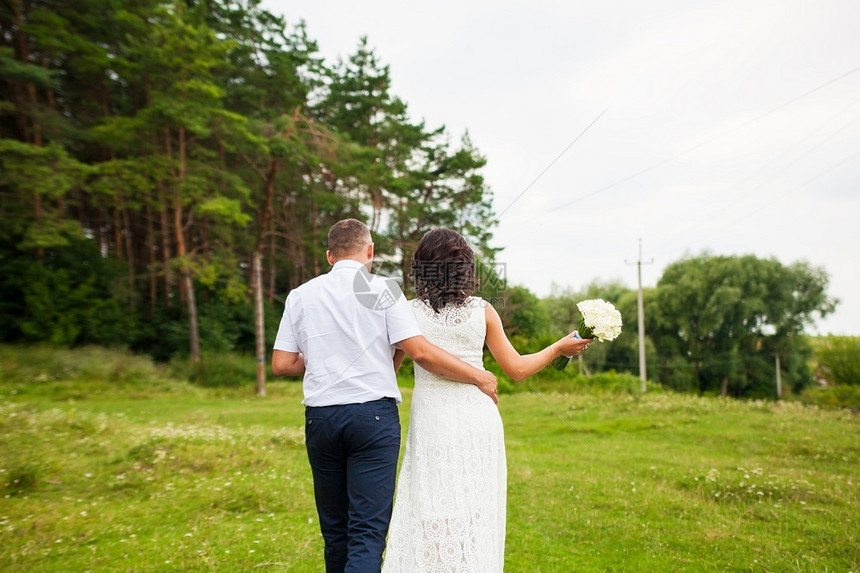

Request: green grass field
left=1, top=346, right=857, bottom=572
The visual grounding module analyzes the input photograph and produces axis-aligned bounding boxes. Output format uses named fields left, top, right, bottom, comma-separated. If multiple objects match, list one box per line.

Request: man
left=272, top=219, right=498, bottom=573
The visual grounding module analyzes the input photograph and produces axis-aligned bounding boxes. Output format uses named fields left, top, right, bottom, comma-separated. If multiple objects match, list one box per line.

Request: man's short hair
left=328, top=219, right=372, bottom=258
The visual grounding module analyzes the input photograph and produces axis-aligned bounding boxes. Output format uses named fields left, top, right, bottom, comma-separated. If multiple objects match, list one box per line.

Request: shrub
left=796, top=384, right=860, bottom=411
left=816, top=336, right=860, bottom=385
left=4, top=462, right=40, bottom=496
left=0, top=344, right=160, bottom=384
left=169, top=352, right=259, bottom=387
left=0, top=235, right=127, bottom=346
left=0, top=344, right=191, bottom=399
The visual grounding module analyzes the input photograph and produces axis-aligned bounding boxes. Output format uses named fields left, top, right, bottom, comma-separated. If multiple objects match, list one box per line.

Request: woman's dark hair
left=411, top=228, right=477, bottom=312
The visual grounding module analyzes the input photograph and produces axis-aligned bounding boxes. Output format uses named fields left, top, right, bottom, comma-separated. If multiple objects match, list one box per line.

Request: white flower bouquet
left=551, top=298, right=623, bottom=371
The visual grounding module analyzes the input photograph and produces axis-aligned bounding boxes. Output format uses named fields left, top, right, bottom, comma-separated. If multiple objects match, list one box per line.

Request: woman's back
left=382, top=297, right=507, bottom=572
left=412, top=297, right=487, bottom=382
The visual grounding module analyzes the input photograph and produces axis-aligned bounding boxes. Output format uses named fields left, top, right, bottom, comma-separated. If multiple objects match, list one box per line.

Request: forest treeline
left=0, top=0, right=495, bottom=367
left=1, top=0, right=844, bottom=398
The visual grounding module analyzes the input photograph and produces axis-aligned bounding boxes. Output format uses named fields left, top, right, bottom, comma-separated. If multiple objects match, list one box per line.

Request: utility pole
left=253, top=252, right=266, bottom=397
left=775, top=353, right=782, bottom=400
left=626, top=239, right=653, bottom=393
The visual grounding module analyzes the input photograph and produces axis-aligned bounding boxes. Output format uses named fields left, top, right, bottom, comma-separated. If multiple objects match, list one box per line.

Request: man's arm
left=393, top=348, right=406, bottom=371
left=272, top=349, right=305, bottom=377
left=398, top=335, right=498, bottom=404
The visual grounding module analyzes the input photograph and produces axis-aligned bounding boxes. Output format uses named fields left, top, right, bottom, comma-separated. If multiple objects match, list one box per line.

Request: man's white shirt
left=273, top=259, right=421, bottom=406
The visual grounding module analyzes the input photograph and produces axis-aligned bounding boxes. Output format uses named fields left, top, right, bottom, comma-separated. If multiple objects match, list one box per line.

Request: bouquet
left=551, top=299, right=623, bottom=371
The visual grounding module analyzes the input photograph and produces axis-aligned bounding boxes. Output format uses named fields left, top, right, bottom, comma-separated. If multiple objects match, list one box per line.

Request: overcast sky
left=263, top=0, right=859, bottom=335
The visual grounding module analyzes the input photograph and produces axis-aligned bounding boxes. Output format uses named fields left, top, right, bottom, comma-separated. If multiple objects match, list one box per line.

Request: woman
left=382, top=228, right=591, bottom=572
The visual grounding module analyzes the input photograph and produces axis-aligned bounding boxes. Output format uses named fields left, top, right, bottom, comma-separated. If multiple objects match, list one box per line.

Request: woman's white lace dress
left=382, top=297, right=506, bottom=573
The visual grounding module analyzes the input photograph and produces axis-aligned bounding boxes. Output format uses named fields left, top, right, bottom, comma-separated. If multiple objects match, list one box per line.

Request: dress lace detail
left=383, top=297, right=506, bottom=573
left=415, top=299, right=473, bottom=328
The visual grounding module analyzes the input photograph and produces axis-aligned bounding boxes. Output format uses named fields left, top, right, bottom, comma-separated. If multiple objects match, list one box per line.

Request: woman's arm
left=484, top=303, right=591, bottom=382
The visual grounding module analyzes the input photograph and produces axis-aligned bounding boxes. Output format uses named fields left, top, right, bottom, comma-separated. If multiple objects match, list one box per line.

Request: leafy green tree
left=319, top=39, right=496, bottom=287
left=389, top=131, right=497, bottom=290
left=318, top=37, right=410, bottom=232
left=0, top=0, right=97, bottom=254
left=653, top=254, right=836, bottom=397
left=494, top=285, right=550, bottom=343
left=0, top=140, right=90, bottom=249
left=93, top=1, right=254, bottom=362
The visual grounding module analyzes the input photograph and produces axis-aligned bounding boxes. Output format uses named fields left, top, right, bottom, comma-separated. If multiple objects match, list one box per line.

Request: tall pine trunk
left=12, top=0, right=44, bottom=257
left=146, top=202, right=157, bottom=313
left=252, top=158, right=280, bottom=395
left=173, top=199, right=199, bottom=363
left=167, top=124, right=199, bottom=363
left=120, top=206, right=135, bottom=312
left=158, top=190, right=172, bottom=308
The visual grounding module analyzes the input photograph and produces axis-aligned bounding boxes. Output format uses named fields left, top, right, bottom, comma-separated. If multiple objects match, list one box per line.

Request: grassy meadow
left=1, top=346, right=857, bottom=572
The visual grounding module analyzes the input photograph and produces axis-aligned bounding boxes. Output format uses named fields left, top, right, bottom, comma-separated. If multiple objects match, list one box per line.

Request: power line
left=545, top=64, right=860, bottom=214
left=727, top=98, right=860, bottom=191
left=650, top=106, right=860, bottom=256
left=494, top=108, right=608, bottom=221
left=652, top=146, right=860, bottom=261
left=730, top=148, right=860, bottom=224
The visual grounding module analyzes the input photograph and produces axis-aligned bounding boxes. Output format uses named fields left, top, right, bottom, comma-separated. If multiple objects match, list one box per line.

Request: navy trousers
left=304, top=398, right=401, bottom=573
